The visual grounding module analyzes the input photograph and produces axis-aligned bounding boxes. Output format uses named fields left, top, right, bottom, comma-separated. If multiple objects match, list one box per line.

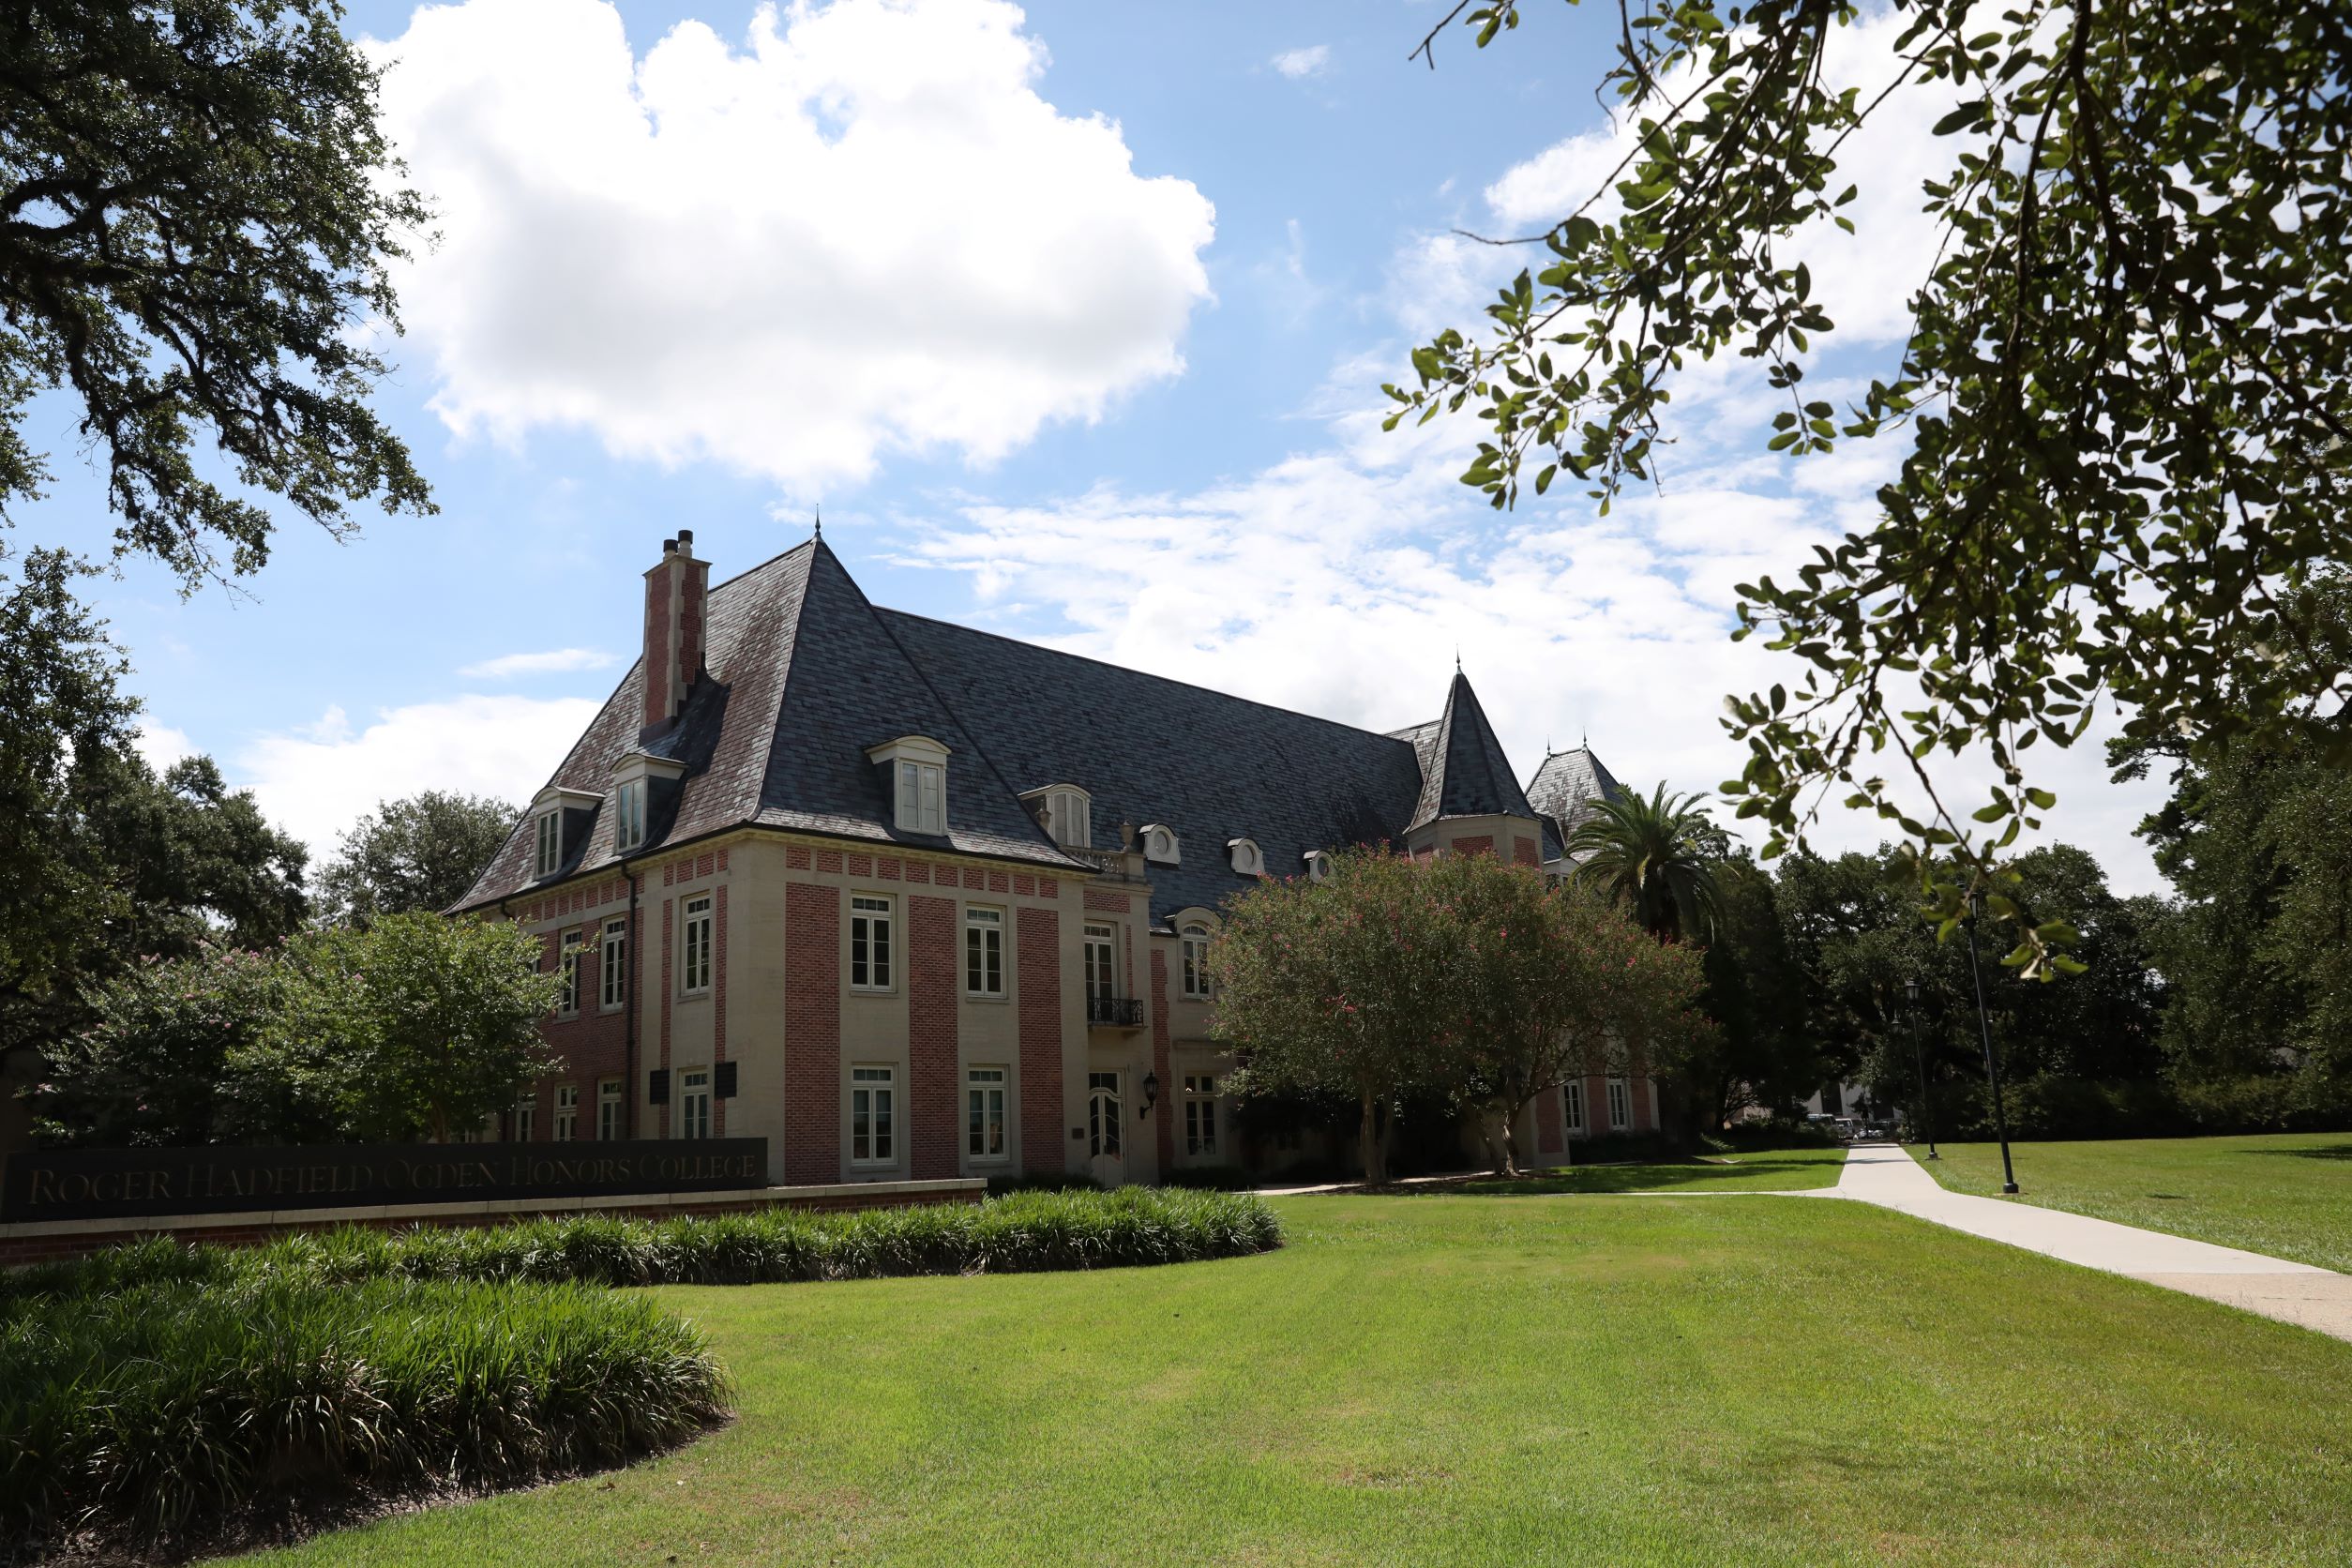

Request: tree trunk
left=1488, top=1099, right=1521, bottom=1177
left=1358, top=1089, right=1387, bottom=1186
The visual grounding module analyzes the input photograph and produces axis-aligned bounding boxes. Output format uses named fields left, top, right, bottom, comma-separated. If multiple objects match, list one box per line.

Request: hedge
left=1, top=1274, right=728, bottom=1558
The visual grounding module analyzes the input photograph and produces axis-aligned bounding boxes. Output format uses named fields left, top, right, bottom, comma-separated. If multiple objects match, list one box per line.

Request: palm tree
left=1567, top=784, right=1722, bottom=942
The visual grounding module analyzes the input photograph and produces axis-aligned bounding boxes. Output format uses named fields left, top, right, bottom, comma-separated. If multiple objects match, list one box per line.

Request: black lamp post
left=1906, top=976, right=1937, bottom=1161
left=1139, top=1071, right=1160, bottom=1121
left=1962, top=887, right=2019, bottom=1193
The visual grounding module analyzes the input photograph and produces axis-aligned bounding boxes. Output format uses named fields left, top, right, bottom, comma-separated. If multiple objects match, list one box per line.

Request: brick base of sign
left=0, top=1177, right=986, bottom=1267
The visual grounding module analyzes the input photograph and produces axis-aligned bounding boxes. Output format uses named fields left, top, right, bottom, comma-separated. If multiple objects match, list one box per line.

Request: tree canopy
left=2, top=0, right=431, bottom=584
left=1394, top=0, right=2352, bottom=970
left=1566, top=782, right=1721, bottom=940
left=319, top=790, right=518, bottom=927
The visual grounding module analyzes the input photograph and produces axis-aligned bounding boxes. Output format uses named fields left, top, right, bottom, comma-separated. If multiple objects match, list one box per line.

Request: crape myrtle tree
left=1450, top=862, right=1714, bottom=1174
left=1213, top=850, right=1469, bottom=1185
left=319, top=790, right=519, bottom=927
left=2, top=0, right=432, bottom=584
left=1392, top=0, right=2352, bottom=974
left=37, top=915, right=559, bottom=1146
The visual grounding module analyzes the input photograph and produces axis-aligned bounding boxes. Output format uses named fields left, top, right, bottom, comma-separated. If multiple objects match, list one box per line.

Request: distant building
left=457, top=532, right=1655, bottom=1183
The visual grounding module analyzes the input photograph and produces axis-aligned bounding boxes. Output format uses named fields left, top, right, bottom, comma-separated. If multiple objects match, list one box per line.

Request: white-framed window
left=1083, top=921, right=1116, bottom=1002
left=1303, top=850, right=1333, bottom=882
left=678, top=1066, right=712, bottom=1139
left=614, top=778, right=645, bottom=852
left=964, top=905, right=1004, bottom=996
left=557, top=929, right=583, bottom=1014
left=1141, top=823, right=1180, bottom=865
left=681, top=895, right=714, bottom=995
left=851, top=895, right=894, bottom=991
left=1228, top=837, right=1263, bottom=876
left=512, top=1092, right=535, bottom=1143
left=852, top=1064, right=896, bottom=1165
left=897, top=761, right=945, bottom=836
left=1041, top=787, right=1090, bottom=849
left=600, top=917, right=627, bottom=1010
left=1088, top=1071, right=1123, bottom=1159
left=1606, top=1077, right=1633, bottom=1132
left=1563, top=1079, right=1587, bottom=1136
left=1184, top=1074, right=1218, bottom=1156
left=1181, top=923, right=1213, bottom=1000
left=967, top=1064, right=1008, bottom=1161
left=552, top=1084, right=580, bottom=1142
left=597, top=1077, right=624, bottom=1141
left=535, top=810, right=562, bottom=878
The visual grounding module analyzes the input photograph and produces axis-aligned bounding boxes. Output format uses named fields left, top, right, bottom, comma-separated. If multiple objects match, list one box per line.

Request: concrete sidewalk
left=1824, top=1142, right=2352, bottom=1343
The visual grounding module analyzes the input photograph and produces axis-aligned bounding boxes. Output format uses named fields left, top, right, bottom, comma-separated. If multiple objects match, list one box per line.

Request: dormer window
left=1228, top=837, right=1263, bottom=876
left=866, top=734, right=951, bottom=837
left=1303, top=850, right=1333, bottom=882
left=614, top=779, right=645, bottom=852
left=610, top=751, right=685, bottom=858
left=535, top=810, right=562, bottom=878
left=1141, top=823, right=1180, bottom=865
left=1025, top=784, right=1093, bottom=850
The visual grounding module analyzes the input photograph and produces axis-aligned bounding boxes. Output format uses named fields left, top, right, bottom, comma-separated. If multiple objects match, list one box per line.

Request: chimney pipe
left=641, top=533, right=709, bottom=731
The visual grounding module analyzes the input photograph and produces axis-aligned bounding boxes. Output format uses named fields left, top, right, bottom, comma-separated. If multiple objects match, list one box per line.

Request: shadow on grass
left=1398, top=1159, right=1835, bottom=1197
left=2238, top=1143, right=2352, bottom=1162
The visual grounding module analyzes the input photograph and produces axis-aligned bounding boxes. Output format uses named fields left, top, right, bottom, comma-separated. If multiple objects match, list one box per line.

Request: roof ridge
left=872, top=602, right=1424, bottom=753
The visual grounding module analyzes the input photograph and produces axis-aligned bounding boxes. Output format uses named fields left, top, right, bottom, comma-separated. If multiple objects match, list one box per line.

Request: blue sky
left=38, top=0, right=2167, bottom=888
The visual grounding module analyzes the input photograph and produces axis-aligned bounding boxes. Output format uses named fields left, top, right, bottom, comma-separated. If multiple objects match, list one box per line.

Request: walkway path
left=1825, top=1142, right=2352, bottom=1343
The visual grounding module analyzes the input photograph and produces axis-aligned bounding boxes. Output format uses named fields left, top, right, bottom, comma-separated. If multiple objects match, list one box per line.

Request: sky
left=37, top=0, right=2169, bottom=889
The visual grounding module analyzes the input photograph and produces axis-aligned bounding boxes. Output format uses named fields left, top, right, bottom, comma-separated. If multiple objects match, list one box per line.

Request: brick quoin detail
left=1514, top=836, right=1540, bottom=867
left=1151, top=948, right=1174, bottom=1168
left=1083, top=888, right=1132, bottom=913
left=1017, top=906, right=1063, bottom=1174
left=1537, top=1085, right=1564, bottom=1153
left=908, top=895, right=959, bottom=1180
left=1455, top=835, right=1496, bottom=858
left=785, top=882, right=842, bottom=1184
left=714, top=885, right=730, bottom=1137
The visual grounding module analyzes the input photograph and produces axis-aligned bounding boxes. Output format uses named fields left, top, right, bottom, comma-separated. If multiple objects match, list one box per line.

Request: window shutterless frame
left=534, top=810, right=561, bottom=878
left=552, top=1084, right=580, bottom=1142
left=851, top=1064, right=896, bottom=1165
left=1563, top=1078, right=1587, bottom=1136
left=1180, top=923, right=1213, bottom=1000
left=596, top=1078, right=624, bottom=1141
left=851, top=895, right=895, bottom=991
left=1183, top=1074, right=1218, bottom=1156
left=1606, top=1077, right=1633, bottom=1132
left=678, top=1067, right=713, bottom=1139
left=600, top=917, right=628, bottom=1010
left=680, top=895, right=714, bottom=995
left=557, top=930, right=583, bottom=1014
left=965, top=906, right=1004, bottom=997
left=966, top=1065, right=1008, bottom=1161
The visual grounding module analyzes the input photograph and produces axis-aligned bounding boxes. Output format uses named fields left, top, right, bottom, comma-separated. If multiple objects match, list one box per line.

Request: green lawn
left=238, top=1191, right=2352, bottom=1567
left=1441, top=1143, right=1847, bottom=1194
left=1916, top=1132, right=2352, bottom=1273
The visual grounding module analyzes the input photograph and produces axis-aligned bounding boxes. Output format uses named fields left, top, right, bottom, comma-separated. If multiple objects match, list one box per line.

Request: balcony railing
left=1087, top=995, right=1144, bottom=1029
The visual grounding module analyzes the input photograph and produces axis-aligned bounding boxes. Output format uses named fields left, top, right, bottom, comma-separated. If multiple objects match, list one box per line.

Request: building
left=455, top=532, right=1652, bottom=1183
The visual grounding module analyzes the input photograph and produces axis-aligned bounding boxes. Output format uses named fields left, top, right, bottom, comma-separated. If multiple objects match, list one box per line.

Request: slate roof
left=1527, top=745, right=1627, bottom=850
left=879, top=611, right=1428, bottom=927
left=458, top=538, right=1576, bottom=925
left=454, top=541, right=1078, bottom=912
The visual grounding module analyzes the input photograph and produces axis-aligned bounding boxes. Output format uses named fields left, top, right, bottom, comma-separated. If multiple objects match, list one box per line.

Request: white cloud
left=132, top=723, right=194, bottom=773
left=236, top=696, right=603, bottom=856
left=369, top=0, right=1215, bottom=492
left=1271, top=44, right=1330, bottom=80
left=460, top=647, right=620, bottom=680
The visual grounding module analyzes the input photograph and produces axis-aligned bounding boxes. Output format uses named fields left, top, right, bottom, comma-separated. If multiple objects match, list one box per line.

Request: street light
left=1906, top=976, right=1937, bottom=1161
left=1962, top=886, right=2019, bottom=1193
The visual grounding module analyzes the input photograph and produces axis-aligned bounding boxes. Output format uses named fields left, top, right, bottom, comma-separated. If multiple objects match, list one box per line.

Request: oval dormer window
left=1303, top=850, right=1332, bottom=882
left=1142, top=824, right=1180, bottom=865
left=1228, top=837, right=1263, bottom=876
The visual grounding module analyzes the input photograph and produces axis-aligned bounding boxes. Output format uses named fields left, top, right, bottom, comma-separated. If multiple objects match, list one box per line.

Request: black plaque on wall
left=2, top=1138, right=770, bottom=1222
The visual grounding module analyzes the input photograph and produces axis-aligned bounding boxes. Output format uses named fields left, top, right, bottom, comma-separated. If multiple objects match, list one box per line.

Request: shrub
left=985, top=1169, right=1105, bottom=1196
left=0, top=1189, right=1286, bottom=1306
left=0, top=1273, right=727, bottom=1558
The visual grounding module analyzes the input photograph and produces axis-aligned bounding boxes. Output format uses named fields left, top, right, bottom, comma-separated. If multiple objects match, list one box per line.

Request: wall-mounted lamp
left=1139, top=1071, right=1160, bottom=1120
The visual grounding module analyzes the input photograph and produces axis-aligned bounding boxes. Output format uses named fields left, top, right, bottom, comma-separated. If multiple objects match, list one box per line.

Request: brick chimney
left=641, top=529, right=708, bottom=731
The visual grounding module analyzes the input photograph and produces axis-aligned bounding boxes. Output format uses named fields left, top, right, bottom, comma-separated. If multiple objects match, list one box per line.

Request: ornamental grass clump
left=0, top=1273, right=728, bottom=1558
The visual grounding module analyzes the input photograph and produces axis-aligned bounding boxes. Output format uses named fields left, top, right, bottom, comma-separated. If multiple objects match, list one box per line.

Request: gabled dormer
left=611, top=750, right=687, bottom=855
left=866, top=733, right=951, bottom=837
left=1020, top=783, right=1093, bottom=851
left=528, top=786, right=603, bottom=882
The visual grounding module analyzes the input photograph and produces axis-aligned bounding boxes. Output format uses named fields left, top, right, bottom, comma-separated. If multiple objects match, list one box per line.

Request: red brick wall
left=1017, top=906, right=1063, bottom=1174
left=657, top=896, right=674, bottom=1138
left=1588, top=1073, right=1610, bottom=1134
left=909, top=894, right=959, bottom=1180
left=535, top=907, right=635, bottom=1141
left=1514, top=835, right=1540, bottom=867
left=1455, top=835, right=1495, bottom=857
left=714, top=884, right=730, bottom=1137
left=1151, top=946, right=1173, bottom=1168
left=785, top=881, right=841, bottom=1184
left=1536, top=1084, right=1564, bottom=1153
